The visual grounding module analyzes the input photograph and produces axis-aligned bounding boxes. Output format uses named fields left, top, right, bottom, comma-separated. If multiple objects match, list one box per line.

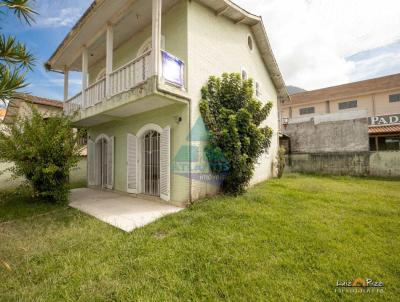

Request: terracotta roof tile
left=369, top=125, right=400, bottom=135
left=285, top=73, right=400, bottom=106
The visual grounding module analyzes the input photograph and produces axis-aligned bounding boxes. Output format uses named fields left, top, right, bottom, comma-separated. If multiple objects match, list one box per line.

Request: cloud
left=235, top=0, right=400, bottom=89
left=33, top=1, right=92, bottom=28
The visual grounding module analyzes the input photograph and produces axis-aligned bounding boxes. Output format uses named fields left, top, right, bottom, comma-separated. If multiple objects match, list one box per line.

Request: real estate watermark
left=171, top=118, right=229, bottom=185
left=334, top=278, right=385, bottom=294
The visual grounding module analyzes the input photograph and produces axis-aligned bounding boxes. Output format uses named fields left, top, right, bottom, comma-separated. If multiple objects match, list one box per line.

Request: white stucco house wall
left=46, top=0, right=289, bottom=206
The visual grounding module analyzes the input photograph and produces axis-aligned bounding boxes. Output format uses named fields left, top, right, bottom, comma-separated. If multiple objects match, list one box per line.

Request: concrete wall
left=187, top=0, right=280, bottom=200
left=0, top=158, right=87, bottom=190
left=286, top=151, right=400, bottom=178
left=284, top=114, right=369, bottom=153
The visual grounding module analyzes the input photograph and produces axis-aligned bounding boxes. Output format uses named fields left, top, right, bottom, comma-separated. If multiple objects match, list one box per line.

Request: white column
left=152, top=0, right=162, bottom=78
left=63, top=66, right=69, bottom=102
left=106, top=23, right=113, bottom=98
left=82, top=46, right=89, bottom=108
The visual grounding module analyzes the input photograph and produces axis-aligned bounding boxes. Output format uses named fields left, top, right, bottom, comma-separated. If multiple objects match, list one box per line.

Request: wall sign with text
left=369, top=114, right=400, bottom=125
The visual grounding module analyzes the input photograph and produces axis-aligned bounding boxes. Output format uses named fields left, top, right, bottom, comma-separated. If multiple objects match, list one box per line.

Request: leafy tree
left=0, top=0, right=36, bottom=103
left=0, top=108, right=83, bottom=203
left=200, top=73, right=273, bottom=195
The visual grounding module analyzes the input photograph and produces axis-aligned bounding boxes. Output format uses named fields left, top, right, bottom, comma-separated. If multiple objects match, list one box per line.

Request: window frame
left=338, top=100, right=358, bottom=110
left=389, top=94, right=400, bottom=103
left=299, top=106, right=315, bottom=115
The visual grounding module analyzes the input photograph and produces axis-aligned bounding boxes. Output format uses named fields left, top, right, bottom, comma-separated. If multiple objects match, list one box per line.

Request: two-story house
left=46, top=0, right=288, bottom=206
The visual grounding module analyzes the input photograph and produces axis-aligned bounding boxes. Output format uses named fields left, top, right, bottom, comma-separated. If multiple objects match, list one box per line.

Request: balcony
left=64, top=49, right=186, bottom=125
left=45, top=0, right=188, bottom=124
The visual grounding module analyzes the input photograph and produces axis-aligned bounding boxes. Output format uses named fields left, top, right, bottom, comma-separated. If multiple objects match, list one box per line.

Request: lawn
left=0, top=174, right=399, bottom=301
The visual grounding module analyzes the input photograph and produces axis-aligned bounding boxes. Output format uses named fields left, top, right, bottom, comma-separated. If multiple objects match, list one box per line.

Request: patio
left=69, top=188, right=183, bottom=232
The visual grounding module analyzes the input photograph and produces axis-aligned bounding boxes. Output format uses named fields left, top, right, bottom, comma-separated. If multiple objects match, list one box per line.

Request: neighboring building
left=281, top=73, right=400, bottom=152
left=46, top=0, right=288, bottom=206
left=3, top=94, right=63, bottom=125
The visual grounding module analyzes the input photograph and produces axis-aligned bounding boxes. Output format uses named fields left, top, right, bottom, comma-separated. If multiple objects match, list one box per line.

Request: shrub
left=0, top=107, right=83, bottom=203
left=200, top=73, right=273, bottom=195
left=277, top=146, right=286, bottom=178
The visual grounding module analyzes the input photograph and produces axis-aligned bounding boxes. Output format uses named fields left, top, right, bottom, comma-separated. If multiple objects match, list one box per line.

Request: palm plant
left=0, top=0, right=37, bottom=104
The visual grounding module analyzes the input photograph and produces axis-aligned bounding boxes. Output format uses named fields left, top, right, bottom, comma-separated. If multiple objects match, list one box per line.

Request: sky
left=1, top=0, right=400, bottom=100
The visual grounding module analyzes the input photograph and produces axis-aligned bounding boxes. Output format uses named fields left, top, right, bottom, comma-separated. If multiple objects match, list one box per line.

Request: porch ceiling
left=48, top=0, right=179, bottom=72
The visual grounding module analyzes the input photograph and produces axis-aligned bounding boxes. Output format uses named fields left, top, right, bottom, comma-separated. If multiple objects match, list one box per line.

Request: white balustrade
left=64, top=50, right=185, bottom=116
left=86, top=77, right=106, bottom=108
left=64, top=92, right=82, bottom=115
left=110, top=50, right=152, bottom=96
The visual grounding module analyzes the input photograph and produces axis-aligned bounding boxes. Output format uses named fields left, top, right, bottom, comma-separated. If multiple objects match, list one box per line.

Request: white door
left=106, top=136, right=114, bottom=189
left=88, top=139, right=95, bottom=186
left=160, top=126, right=170, bottom=202
left=127, top=133, right=138, bottom=193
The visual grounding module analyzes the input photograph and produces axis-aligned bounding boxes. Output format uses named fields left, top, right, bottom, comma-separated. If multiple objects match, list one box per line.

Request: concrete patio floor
left=69, top=188, right=183, bottom=232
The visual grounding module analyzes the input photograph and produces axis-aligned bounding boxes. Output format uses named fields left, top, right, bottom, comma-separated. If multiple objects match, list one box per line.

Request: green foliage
left=200, top=73, right=273, bottom=195
left=0, top=0, right=36, bottom=103
left=276, top=146, right=286, bottom=178
left=0, top=108, right=83, bottom=203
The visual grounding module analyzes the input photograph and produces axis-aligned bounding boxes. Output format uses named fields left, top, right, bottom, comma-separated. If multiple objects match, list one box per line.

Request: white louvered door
left=88, top=139, right=95, bottom=186
left=106, top=136, right=114, bottom=189
left=127, top=133, right=138, bottom=193
left=160, top=126, right=170, bottom=202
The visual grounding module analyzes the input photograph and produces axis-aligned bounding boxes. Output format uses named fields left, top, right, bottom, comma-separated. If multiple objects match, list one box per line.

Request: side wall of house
left=18, top=102, right=62, bottom=120
left=187, top=1, right=279, bottom=200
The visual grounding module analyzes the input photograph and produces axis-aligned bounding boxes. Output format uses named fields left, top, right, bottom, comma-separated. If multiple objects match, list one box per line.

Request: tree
left=200, top=73, right=273, bottom=195
left=0, top=108, right=83, bottom=203
left=0, top=0, right=36, bottom=103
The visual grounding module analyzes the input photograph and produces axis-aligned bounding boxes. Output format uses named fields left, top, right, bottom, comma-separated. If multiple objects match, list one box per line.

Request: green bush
left=200, top=73, right=273, bottom=195
left=277, top=146, right=286, bottom=178
left=0, top=107, right=83, bottom=203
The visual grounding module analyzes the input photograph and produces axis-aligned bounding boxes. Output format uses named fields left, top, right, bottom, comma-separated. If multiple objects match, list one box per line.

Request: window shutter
left=160, top=126, right=170, bottom=201
left=88, top=139, right=95, bottom=186
left=107, top=136, right=115, bottom=189
left=127, top=133, right=138, bottom=193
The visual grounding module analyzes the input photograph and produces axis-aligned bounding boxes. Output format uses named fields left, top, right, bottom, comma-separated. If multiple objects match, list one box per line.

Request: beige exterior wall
left=282, top=89, right=400, bottom=120
left=187, top=0, right=279, bottom=199
left=18, top=102, right=62, bottom=120
left=89, top=1, right=188, bottom=86
left=374, top=89, right=400, bottom=116
left=290, top=101, right=327, bottom=118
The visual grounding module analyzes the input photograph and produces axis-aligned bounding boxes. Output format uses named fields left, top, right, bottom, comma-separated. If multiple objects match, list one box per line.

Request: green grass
left=0, top=174, right=399, bottom=301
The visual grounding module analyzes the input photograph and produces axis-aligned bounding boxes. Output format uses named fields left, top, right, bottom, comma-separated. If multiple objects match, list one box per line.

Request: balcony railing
left=110, top=50, right=152, bottom=96
left=86, top=77, right=106, bottom=108
left=64, top=50, right=152, bottom=115
left=64, top=50, right=184, bottom=116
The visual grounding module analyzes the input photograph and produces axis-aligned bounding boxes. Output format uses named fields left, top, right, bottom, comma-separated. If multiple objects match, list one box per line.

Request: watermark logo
left=335, top=278, right=384, bottom=294
left=172, top=117, right=230, bottom=185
